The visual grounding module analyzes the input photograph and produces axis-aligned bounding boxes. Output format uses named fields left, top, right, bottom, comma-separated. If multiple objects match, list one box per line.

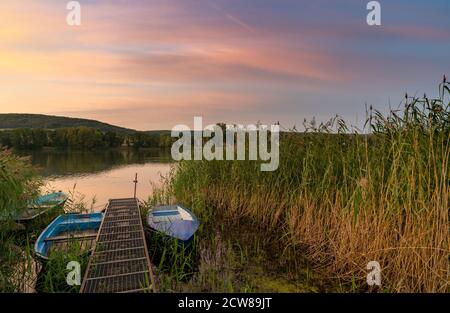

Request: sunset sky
left=0, top=0, right=449, bottom=130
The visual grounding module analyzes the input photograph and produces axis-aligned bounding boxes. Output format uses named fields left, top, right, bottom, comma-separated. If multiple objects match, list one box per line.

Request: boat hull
left=146, top=205, right=199, bottom=244
left=16, top=192, right=69, bottom=222
left=34, top=212, right=103, bottom=261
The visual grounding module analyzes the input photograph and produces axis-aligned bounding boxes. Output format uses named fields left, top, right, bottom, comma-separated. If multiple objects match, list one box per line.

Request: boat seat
left=44, top=233, right=98, bottom=242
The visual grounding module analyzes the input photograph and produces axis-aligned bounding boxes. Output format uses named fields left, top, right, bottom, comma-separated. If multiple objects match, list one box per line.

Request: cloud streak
left=0, top=0, right=449, bottom=130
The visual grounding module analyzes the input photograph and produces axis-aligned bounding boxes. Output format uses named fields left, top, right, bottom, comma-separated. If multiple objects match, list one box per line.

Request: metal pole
left=133, top=173, right=138, bottom=198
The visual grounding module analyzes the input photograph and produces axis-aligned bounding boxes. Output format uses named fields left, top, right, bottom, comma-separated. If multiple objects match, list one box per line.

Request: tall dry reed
left=164, top=78, right=449, bottom=292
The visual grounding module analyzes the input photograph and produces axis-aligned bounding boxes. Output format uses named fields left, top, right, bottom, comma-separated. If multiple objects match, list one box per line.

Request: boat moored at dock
left=34, top=212, right=103, bottom=261
left=146, top=205, right=199, bottom=243
left=17, top=192, right=69, bottom=222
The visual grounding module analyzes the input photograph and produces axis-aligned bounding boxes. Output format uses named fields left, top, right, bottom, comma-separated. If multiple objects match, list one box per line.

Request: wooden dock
left=80, top=198, right=157, bottom=293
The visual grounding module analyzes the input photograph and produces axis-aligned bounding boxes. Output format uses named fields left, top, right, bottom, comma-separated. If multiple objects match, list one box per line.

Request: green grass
left=0, top=153, right=96, bottom=292
left=0, top=149, right=42, bottom=292
left=147, top=77, right=449, bottom=293
left=35, top=242, right=89, bottom=293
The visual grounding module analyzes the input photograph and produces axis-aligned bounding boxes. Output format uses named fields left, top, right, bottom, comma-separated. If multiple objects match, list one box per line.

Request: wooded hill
left=0, top=114, right=173, bottom=149
left=0, top=114, right=135, bottom=133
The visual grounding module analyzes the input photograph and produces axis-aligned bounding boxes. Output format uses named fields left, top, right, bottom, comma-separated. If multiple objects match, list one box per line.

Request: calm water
left=16, top=149, right=173, bottom=211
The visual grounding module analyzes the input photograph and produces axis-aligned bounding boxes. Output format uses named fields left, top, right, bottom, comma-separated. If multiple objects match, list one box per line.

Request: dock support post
left=133, top=173, right=138, bottom=199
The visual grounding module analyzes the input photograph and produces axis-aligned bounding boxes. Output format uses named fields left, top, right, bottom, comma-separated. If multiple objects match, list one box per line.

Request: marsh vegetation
left=148, top=78, right=449, bottom=292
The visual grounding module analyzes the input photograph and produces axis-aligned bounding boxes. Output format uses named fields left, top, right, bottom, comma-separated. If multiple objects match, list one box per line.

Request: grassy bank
left=0, top=150, right=42, bottom=292
left=0, top=151, right=92, bottom=292
left=149, top=80, right=449, bottom=292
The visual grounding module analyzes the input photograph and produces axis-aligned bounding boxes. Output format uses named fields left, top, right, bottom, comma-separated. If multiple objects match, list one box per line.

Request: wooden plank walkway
left=80, top=198, right=157, bottom=293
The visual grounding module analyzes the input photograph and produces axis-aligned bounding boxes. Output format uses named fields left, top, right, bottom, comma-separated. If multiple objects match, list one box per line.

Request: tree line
left=0, top=127, right=174, bottom=150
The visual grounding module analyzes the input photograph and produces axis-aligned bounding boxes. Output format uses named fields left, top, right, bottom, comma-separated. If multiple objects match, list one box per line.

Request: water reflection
left=15, top=148, right=173, bottom=210
left=16, top=148, right=172, bottom=178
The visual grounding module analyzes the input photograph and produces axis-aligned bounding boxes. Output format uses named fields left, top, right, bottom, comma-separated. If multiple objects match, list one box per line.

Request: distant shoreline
left=11, top=146, right=172, bottom=152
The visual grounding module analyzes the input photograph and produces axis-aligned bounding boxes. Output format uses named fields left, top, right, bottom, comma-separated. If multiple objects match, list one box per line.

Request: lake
left=15, top=149, right=173, bottom=212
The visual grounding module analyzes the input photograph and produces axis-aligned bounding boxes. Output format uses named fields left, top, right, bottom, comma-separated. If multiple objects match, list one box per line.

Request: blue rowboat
left=146, top=205, right=199, bottom=243
left=16, top=192, right=69, bottom=222
left=34, top=212, right=103, bottom=261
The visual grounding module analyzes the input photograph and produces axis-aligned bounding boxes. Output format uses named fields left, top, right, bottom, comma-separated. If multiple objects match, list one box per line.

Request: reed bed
left=0, top=150, right=42, bottom=292
left=156, top=78, right=449, bottom=292
left=0, top=153, right=92, bottom=292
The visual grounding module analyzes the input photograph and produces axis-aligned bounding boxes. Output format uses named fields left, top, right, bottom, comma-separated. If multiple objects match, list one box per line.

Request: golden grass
left=162, top=79, right=449, bottom=292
